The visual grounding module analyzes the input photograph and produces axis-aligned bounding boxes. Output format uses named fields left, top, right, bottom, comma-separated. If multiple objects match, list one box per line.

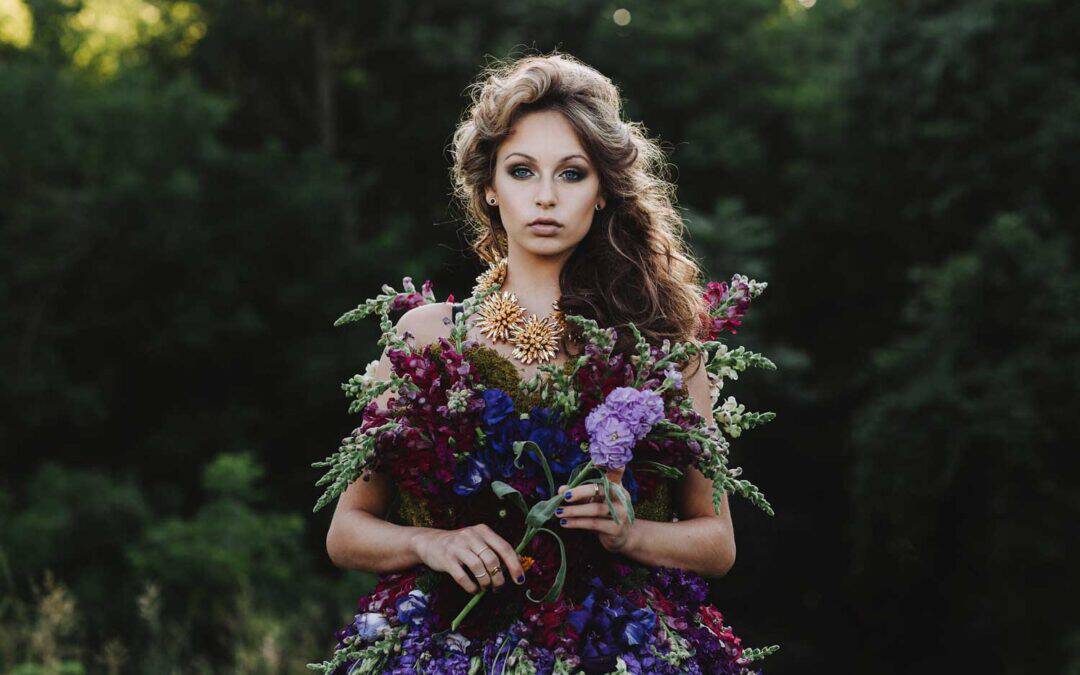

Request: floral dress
left=318, top=344, right=765, bottom=675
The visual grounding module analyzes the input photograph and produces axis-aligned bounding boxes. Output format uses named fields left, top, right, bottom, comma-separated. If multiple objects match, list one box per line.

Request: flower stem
left=449, top=461, right=598, bottom=631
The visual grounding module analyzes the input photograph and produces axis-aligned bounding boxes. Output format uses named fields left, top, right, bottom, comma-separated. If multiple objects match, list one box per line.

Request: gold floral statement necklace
left=471, top=257, right=565, bottom=365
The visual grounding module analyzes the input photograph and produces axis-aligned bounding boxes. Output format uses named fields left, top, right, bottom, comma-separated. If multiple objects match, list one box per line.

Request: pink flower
left=698, top=276, right=753, bottom=340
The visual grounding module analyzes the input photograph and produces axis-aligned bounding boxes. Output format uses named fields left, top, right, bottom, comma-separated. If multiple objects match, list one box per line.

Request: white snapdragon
left=715, top=396, right=747, bottom=438
left=361, top=358, right=380, bottom=383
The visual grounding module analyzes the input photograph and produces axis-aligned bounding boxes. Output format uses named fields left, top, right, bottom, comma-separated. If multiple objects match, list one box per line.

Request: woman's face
left=486, top=110, right=605, bottom=259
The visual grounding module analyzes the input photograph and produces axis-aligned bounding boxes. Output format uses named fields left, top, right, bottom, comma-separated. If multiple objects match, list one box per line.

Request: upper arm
left=674, top=352, right=733, bottom=530
left=331, top=302, right=453, bottom=522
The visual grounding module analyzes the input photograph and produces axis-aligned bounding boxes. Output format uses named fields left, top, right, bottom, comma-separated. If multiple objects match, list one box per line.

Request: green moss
left=464, top=343, right=576, bottom=412
left=396, top=490, right=434, bottom=528
left=635, top=479, right=675, bottom=522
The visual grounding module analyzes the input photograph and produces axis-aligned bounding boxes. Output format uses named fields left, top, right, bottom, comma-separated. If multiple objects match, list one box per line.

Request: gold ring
left=593, top=483, right=601, bottom=501
left=477, top=546, right=492, bottom=557
left=488, top=565, right=501, bottom=576
left=475, top=570, right=488, bottom=578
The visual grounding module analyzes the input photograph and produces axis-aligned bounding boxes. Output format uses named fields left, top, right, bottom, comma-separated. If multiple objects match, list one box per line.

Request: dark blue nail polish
left=516, top=575, right=524, bottom=584
left=555, top=508, right=563, bottom=515
left=564, top=491, right=572, bottom=500
left=559, top=518, right=567, bottom=525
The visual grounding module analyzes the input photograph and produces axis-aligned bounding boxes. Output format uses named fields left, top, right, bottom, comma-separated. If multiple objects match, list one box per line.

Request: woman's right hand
left=410, top=524, right=526, bottom=594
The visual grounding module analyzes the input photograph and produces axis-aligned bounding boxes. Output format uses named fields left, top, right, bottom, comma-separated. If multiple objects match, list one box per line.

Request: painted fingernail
left=564, top=491, right=572, bottom=500
left=516, top=575, right=524, bottom=584
left=555, top=508, right=564, bottom=515
left=559, top=518, right=567, bottom=525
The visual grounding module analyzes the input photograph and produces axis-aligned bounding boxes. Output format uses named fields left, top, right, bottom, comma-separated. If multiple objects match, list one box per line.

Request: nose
left=535, top=176, right=557, bottom=208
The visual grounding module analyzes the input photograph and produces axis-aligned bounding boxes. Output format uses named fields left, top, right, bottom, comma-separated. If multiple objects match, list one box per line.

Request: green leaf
left=636, top=460, right=684, bottom=480
left=514, top=440, right=555, bottom=496
left=490, top=481, right=529, bottom=517
left=525, top=494, right=563, bottom=530
left=526, top=527, right=567, bottom=604
left=609, top=480, right=636, bottom=525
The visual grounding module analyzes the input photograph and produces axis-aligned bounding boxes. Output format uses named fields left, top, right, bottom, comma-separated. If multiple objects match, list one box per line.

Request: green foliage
left=202, top=451, right=265, bottom=500
left=129, top=453, right=314, bottom=663
left=0, top=456, right=368, bottom=673
left=850, top=212, right=1078, bottom=670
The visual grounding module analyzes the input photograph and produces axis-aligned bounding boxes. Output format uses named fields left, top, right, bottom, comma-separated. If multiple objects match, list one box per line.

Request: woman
left=321, top=52, right=757, bottom=674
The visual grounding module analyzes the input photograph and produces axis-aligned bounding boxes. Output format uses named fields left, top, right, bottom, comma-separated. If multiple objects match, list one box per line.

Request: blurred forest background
left=1, top=0, right=1077, bottom=673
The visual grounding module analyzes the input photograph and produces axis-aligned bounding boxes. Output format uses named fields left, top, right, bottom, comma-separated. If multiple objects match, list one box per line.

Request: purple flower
left=389, top=278, right=436, bottom=313
left=395, top=589, right=430, bottom=627
left=585, top=407, right=636, bottom=469
left=352, top=612, right=389, bottom=641
left=585, top=387, right=667, bottom=468
left=663, top=364, right=684, bottom=390
left=600, top=387, right=664, bottom=437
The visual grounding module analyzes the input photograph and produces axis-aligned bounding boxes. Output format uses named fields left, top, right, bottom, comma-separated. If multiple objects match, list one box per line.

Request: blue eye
left=508, top=165, right=588, bottom=181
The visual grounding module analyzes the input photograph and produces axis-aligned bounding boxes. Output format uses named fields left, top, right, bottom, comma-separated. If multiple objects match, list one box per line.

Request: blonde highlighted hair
left=450, top=50, right=706, bottom=353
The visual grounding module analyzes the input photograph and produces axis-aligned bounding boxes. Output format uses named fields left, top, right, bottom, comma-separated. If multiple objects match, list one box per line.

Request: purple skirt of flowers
left=321, top=561, right=763, bottom=675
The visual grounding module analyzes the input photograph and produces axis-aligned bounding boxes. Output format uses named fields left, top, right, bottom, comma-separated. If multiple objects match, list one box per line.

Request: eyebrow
left=504, top=152, right=590, bottom=164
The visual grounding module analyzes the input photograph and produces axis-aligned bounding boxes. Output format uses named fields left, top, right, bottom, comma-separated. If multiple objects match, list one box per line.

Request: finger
left=556, top=501, right=609, bottom=518
left=449, top=562, right=479, bottom=594
left=476, top=548, right=505, bottom=589
left=560, top=484, right=596, bottom=504
left=480, top=532, right=525, bottom=585
left=559, top=517, right=619, bottom=535
left=604, top=466, right=625, bottom=485
left=458, top=548, right=493, bottom=591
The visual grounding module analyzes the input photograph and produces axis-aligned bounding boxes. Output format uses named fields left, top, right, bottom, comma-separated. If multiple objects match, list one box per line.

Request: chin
left=516, top=237, right=579, bottom=258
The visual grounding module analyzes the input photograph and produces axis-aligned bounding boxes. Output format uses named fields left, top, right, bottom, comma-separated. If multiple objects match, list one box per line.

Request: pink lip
left=527, top=219, right=561, bottom=236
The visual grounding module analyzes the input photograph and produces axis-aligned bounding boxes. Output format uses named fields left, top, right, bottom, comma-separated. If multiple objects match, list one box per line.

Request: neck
left=502, top=246, right=568, bottom=316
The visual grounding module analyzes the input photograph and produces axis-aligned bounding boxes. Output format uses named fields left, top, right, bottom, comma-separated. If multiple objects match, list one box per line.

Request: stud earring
left=595, top=203, right=602, bottom=211
left=489, top=197, right=497, bottom=206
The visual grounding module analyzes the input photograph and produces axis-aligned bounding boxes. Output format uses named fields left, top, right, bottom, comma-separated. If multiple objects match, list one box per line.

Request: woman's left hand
left=555, top=467, right=636, bottom=553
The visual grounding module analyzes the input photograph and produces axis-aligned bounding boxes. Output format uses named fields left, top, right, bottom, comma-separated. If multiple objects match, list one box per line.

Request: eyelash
left=509, top=166, right=587, bottom=182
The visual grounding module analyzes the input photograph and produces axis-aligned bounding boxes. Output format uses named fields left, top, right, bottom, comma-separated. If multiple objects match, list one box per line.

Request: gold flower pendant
left=472, top=258, right=565, bottom=365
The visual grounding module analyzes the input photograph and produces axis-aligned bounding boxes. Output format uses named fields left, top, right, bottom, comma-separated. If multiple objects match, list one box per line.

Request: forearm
left=326, top=508, right=438, bottom=574
left=621, top=516, right=735, bottom=578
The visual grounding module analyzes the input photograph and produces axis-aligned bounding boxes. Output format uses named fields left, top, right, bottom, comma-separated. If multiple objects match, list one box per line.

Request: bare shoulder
left=394, top=301, right=455, bottom=347
left=681, top=349, right=714, bottom=418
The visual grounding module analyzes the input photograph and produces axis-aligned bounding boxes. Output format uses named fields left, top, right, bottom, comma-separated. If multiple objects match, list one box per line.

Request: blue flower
left=567, top=577, right=658, bottom=671
left=481, top=388, right=515, bottom=426
left=452, top=454, right=491, bottom=496
left=480, top=421, right=521, bottom=480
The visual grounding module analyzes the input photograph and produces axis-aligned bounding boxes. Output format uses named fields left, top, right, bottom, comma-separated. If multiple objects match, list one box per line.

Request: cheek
left=563, top=215, right=595, bottom=246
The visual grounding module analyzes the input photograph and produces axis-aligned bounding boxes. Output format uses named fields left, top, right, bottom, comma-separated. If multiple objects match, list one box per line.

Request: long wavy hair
left=450, top=51, right=707, bottom=357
